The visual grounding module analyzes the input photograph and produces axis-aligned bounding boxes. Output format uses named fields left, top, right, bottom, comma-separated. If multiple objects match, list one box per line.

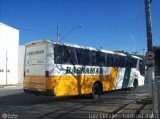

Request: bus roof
left=25, top=39, right=142, bottom=60
left=25, top=39, right=52, bottom=46
left=132, top=55, right=143, bottom=60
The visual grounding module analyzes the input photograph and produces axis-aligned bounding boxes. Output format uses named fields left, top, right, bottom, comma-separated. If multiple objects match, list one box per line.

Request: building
left=0, top=22, right=19, bottom=85
left=18, top=46, right=25, bottom=84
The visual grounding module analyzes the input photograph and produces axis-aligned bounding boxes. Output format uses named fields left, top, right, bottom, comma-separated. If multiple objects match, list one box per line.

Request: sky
left=0, top=0, right=160, bottom=55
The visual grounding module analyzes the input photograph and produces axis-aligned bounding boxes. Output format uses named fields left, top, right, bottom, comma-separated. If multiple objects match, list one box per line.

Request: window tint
left=90, top=51, right=97, bottom=65
left=54, top=44, right=139, bottom=68
left=107, top=54, right=114, bottom=67
left=76, top=48, right=83, bottom=65
left=119, top=56, right=125, bottom=67
left=112, top=55, right=115, bottom=66
left=106, top=54, right=110, bottom=66
left=98, top=52, right=106, bottom=66
left=62, top=46, right=70, bottom=64
left=54, top=45, right=70, bottom=64
left=114, top=55, right=119, bottom=67
left=83, top=49, right=89, bottom=65
left=76, top=49, right=89, bottom=65
left=131, top=58, right=137, bottom=68
left=139, top=60, right=145, bottom=76
left=125, top=57, right=133, bottom=67
left=54, top=45, right=62, bottom=64
left=68, top=47, right=78, bottom=65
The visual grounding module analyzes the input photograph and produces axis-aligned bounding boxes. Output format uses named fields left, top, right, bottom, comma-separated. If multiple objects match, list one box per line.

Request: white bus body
left=24, top=40, right=145, bottom=97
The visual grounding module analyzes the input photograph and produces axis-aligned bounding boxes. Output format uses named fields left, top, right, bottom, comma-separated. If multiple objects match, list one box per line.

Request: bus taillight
left=45, top=71, right=49, bottom=78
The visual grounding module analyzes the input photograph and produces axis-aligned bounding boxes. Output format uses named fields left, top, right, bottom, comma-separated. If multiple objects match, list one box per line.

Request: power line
left=0, top=23, right=52, bottom=35
left=18, top=27, right=52, bottom=35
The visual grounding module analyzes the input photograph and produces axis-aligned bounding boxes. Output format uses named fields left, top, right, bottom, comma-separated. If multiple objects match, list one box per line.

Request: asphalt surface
left=0, top=85, right=23, bottom=97
left=0, top=83, right=150, bottom=119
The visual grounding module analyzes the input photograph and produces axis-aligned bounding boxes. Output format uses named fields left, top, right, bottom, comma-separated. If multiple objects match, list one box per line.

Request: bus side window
left=82, top=49, right=89, bottom=65
left=77, top=49, right=89, bottom=65
left=77, top=48, right=83, bottom=65
left=98, top=52, right=106, bottom=66
left=62, top=46, right=70, bottom=64
left=131, top=58, right=137, bottom=68
left=68, top=47, right=78, bottom=65
left=112, top=55, right=115, bottom=67
left=127, top=59, right=132, bottom=68
left=106, top=54, right=111, bottom=67
left=110, top=55, right=114, bottom=66
left=119, top=56, right=124, bottom=67
left=139, top=60, right=145, bottom=76
left=113, top=55, right=119, bottom=67
left=125, top=57, right=131, bottom=67
left=107, top=54, right=113, bottom=67
left=115, top=55, right=120, bottom=67
left=54, top=45, right=62, bottom=64
left=125, top=58, right=128, bottom=67
left=90, top=51, right=97, bottom=66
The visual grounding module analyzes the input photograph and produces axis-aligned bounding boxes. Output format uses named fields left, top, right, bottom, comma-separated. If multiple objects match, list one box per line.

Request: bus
left=23, top=40, right=145, bottom=99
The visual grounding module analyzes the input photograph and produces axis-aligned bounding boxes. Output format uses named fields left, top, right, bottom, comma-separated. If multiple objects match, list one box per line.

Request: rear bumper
left=24, top=88, right=54, bottom=96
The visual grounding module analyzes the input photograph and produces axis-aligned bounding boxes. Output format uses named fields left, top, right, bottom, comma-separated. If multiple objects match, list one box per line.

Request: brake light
left=45, top=71, right=49, bottom=78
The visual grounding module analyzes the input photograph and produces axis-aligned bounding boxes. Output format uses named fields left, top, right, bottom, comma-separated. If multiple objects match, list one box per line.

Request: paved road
left=0, top=84, right=149, bottom=119
left=0, top=85, right=23, bottom=97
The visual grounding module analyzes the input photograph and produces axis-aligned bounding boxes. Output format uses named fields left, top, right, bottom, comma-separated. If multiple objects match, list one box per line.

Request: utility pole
left=144, top=0, right=153, bottom=88
left=57, top=25, right=60, bottom=42
left=145, top=0, right=153, bottom=52
left=144, top=0, right=154, bottom=99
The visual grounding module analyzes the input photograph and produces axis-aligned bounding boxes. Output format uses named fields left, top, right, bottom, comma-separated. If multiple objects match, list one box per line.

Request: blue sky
left=0, top=0, right=160, bottom=55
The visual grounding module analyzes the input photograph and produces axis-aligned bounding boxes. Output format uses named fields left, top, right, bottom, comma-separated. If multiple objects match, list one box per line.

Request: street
left=0, top=83, right=150, bottom=119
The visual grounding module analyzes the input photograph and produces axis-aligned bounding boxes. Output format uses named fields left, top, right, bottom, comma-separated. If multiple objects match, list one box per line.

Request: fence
left=152, top=77, right=160, bottom=119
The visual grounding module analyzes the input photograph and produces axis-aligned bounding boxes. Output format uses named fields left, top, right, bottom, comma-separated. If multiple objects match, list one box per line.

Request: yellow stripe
left=24, top=76, right=46, bottom=89
left=24, top=67, right=119, bottom=96
left=47, top=75, right=93, bottom=96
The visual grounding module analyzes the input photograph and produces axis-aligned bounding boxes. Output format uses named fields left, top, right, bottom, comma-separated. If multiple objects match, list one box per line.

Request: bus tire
left=133, top=79, right=138, bottom=90
left=91, top=82, right=102, bottom=99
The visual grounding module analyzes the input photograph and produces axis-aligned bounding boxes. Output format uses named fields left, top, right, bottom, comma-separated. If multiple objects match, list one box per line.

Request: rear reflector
left=45, top=71, right=49, bottom=78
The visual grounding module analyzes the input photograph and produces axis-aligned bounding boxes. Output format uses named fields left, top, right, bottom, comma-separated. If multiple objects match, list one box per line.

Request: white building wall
left=18, top=46, right=25, bottom=84
left=0, top=22, right=19, bottom=85
left=0, top=49, right=6, bottom=84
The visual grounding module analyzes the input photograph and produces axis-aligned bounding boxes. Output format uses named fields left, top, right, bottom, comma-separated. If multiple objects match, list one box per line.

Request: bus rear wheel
left=91, top=82, right=102, bottom=99
left=133, top=80, right=138, bottom=90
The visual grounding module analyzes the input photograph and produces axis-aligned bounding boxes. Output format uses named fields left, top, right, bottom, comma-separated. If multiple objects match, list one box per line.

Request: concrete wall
left=18, top=46, right=25, bottom=84
left=0, top=22, right=19, bottom=85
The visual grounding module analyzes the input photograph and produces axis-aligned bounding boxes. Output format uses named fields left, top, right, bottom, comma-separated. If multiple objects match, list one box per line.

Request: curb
left=0, top=84, right=23, bottom=89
